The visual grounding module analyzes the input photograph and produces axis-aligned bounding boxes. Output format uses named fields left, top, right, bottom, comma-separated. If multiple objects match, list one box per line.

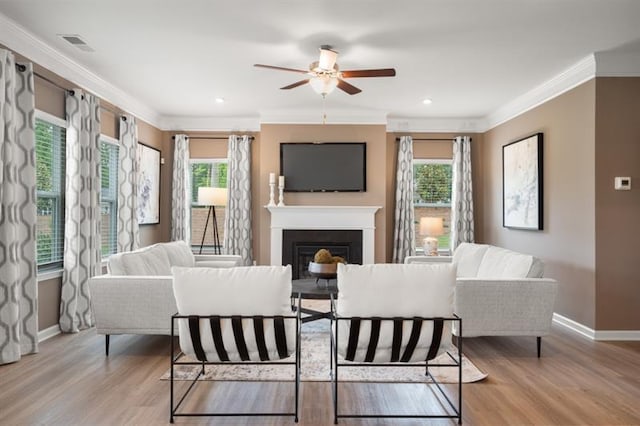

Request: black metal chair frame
left=329, top=295, right=463, bottom=424
left=170, top=297, right=302, bottom=423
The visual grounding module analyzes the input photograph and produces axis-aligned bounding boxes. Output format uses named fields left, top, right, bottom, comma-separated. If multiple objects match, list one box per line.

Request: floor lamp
left=197, top=187, right=228, bottom=255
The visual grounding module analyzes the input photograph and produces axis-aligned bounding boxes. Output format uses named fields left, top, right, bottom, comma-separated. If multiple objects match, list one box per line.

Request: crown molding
left=0, top=12, right=162, bottom=128
left=595, top=51, right=640, bottom=77
left=387, top=117, right=485, bottom=133
left=259, top=108, right=388, bottom=125
left=159, top=115, right=260, bottom=132
left=484, top=55, right=596, bottom=132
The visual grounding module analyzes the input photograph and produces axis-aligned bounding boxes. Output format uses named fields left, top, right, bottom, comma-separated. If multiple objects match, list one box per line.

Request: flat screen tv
left=280, top=142, right=366, bottom=192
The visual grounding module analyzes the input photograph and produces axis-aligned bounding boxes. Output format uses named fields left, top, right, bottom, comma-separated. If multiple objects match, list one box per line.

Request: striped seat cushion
left=336, top=263, right=456, bottom=363
left=172, top=265, right=296, bottom=362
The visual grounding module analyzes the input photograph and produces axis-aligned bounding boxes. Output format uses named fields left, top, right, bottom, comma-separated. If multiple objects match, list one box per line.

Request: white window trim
left=101, top=134, right=119, bottom=146
left=189, top=158, right=228, bottom=207
left=413, top=158, right=452, bottom=165
left=35, top=109, right=67, bottom=128
left=35, top=111, right=67, bottom=276
left=100, top=139, right=119, bottom=258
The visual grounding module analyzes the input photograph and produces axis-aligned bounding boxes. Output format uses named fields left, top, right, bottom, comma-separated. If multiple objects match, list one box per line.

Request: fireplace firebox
left=282, top=229, right=363, bottom=279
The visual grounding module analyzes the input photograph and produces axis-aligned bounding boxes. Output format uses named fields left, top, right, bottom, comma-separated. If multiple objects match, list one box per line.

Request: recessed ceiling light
left=215, top=97, right=225, bottom=104
left=422, top=98, right=433, bottom=105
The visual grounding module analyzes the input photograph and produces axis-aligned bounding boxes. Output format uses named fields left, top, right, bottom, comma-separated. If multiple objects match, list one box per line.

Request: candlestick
left=269, top=172, right=275, bottom=184
left=268, top=182, right=276, bottom=206
left=277, top=183, right=285, bottom=207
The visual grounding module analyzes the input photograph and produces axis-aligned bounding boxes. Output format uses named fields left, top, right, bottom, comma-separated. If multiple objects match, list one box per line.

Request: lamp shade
left=420, top=217, right=444, bottom=237
left=197, top=187, right=227, bottom=206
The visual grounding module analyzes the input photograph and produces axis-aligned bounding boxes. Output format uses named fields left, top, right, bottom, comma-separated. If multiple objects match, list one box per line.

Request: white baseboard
left=553, top=313, right=640, bottom=341
left=593, top=329, right=640, bottom=341
left=38, top=324, right=61, bottom=342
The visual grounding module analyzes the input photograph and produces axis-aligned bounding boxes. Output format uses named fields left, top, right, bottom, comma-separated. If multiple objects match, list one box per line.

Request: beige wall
left=594, top=77, right=640, bottom=330
left=482, top=80, right=597, bottom=328
left=257, top=124, right=389, bottom=264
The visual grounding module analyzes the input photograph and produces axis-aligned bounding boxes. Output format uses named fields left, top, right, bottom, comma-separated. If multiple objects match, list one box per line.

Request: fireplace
left=267, top=205, right=381, bottom=267
left=282, top=229, right=363, bottom=279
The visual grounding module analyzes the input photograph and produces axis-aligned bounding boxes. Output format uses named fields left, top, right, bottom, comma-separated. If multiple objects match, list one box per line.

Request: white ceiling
left=1, top=0, right=640, bottom=131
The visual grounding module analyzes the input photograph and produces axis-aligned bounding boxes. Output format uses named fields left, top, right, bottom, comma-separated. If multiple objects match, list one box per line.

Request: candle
left=279, top=175, right=285, bottom=187
left=269, top=172, right=275, bottom=184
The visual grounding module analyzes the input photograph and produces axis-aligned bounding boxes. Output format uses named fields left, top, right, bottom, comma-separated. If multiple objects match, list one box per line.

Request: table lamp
left=197, top=187, right=228, bottom=255
left=420, top=217, right=444, bottom=256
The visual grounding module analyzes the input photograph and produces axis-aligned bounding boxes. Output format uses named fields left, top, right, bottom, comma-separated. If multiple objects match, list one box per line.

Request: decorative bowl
left=308, top=262, right=338, bottom=279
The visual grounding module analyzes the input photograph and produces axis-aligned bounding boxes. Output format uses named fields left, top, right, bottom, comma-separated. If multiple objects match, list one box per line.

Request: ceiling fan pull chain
left=322, top=94, right=327, bottom=124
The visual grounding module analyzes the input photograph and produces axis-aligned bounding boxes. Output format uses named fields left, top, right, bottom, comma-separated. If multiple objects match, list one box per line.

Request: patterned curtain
left=224, top=135, right=253, bottom=265
left=0, top=51, right=38, bottom=364
left=392, top=136, right=416, bottom=263
left=171, top=134, right=191, bottom=243
left=59, top=90, right=102, bottom=333
left=451, top=136, right=474, bottom=250
left=116, top=114, right=139, bottom=252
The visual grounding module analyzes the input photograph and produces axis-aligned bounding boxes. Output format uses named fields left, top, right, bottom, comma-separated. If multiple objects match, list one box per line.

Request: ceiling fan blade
left=337, top=79, right=362, bottom=95
left=280, top=79, right=310, bottom=90
left=254, top=64, right=309, bottom=74
left=340, top=68, right=396, bottom=78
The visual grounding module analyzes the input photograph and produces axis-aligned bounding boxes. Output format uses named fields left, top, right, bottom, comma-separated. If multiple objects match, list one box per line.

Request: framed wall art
left=502, top=133, right=543, bottom=230
left=137, top=142, right=161, bottom=225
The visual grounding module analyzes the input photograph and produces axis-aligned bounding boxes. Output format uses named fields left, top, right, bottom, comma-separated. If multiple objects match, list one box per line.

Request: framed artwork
left=502, top=133, right=543, bottom=230
left=137, top=142, right=161, bottom=225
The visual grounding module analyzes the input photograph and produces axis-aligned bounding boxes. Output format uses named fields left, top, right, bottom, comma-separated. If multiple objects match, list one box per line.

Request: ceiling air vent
left=58, top=34, right=94, bottom=52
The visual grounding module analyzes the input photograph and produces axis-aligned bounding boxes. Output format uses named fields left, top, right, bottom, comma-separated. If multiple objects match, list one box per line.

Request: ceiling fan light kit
left=309, top=74, right=338, bottom=96
left=254, top=45, right=396, bottom=97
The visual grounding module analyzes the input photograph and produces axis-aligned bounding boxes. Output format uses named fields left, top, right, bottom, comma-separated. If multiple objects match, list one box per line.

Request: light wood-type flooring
left=2, top=308, right=640, bottom=425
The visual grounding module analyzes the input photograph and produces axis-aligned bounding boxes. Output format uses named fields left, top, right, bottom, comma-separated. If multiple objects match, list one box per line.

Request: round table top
left=291, top=278, right=338, bottom=300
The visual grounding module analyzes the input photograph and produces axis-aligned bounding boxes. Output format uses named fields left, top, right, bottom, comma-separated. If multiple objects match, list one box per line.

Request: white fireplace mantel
left=266, top=205, right=381, bottom=266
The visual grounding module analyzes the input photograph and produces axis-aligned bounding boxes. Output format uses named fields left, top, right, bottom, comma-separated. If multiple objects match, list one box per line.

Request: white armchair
left=406, top=243, right=558, bottom=357
left=89, top=241, right=242, bottom=355
left=331, top=263, right=462, bottom=423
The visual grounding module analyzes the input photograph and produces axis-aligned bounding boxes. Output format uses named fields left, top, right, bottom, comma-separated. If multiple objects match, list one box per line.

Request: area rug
left=161, top=320, right=487, bottom=384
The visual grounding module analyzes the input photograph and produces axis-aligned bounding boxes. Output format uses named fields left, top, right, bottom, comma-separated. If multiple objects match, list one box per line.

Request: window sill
left=37, top=259, right=109, bottom=282
left=37, top=269, right=63, bottom=282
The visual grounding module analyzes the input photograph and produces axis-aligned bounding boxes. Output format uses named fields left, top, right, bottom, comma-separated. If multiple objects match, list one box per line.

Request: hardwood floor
left=1, top=320, right=639, bottom=425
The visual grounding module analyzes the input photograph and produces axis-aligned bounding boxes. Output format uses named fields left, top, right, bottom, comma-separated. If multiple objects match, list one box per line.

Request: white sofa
left=89, top=240, right=242, bottom=355
left=405, top=242, right=558, bottom=356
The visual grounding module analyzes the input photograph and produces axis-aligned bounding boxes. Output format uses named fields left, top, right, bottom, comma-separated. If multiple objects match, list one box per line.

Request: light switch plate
left=614, top=177, right=631, bottom=190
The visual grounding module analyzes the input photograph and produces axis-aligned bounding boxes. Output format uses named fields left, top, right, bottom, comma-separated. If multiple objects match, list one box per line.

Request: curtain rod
left=172, top=135, right=255, bottom=140
left=16, top=63, right=122, bottom=118
left=395, top=137, right=473, bottom=142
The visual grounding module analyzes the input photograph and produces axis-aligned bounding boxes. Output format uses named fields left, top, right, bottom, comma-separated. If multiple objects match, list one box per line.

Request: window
left=190, top=160, right=228, bottom=251
left=413, top=159, right=452, bottom=252
left=35, top=113, right=66, bottom=269
left=100, top=137, right=119, bottom=257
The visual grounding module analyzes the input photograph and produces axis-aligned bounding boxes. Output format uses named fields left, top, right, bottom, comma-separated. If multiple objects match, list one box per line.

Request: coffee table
left=291, top=278, right=338, bottom=323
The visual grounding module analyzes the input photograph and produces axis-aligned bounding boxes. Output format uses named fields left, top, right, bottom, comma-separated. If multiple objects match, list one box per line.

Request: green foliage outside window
left=191, top=162, right=227, bottom=202
left=413, top=163, right=452, bottom=204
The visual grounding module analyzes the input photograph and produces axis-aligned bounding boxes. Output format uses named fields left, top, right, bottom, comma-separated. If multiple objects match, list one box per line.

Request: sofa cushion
left=476, top=246, right=536, bottom=279
left=161, top=240, right=195, bottom=267
left=336, top=263, right=456, bottom=362
left=172, top=265, right=295, bottom=362
left=109, top=243, right=172, bottom=276
left=527, top=257, right=545, bottom=278
left=172, top=265, right=292, bottom=316
left=452, top=243, right=489, bottom=277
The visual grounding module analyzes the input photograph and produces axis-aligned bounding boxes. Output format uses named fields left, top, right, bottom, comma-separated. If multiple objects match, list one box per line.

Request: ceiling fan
left=254, top=45, right=396, bottom=96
